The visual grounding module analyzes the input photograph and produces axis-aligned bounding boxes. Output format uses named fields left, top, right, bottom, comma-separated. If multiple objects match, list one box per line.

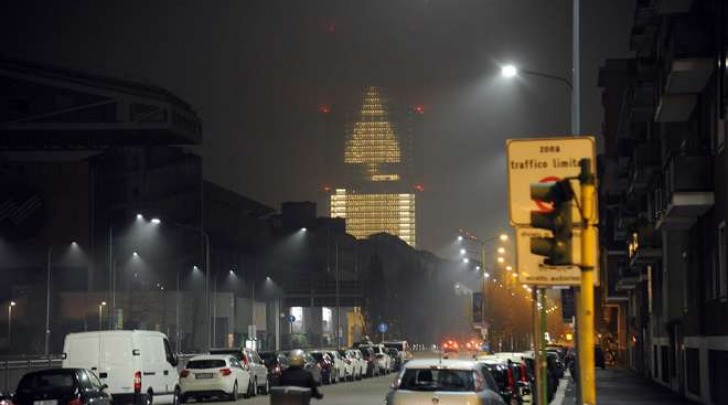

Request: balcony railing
left=655, top=153, right=714, bottom=230
left=654, top=16, right=713, bottom=122
left=616, top=266, right=643, bottom=290
left=629, top=225, right=662, bottom=266
left=628, top=143, right=661, bottom=194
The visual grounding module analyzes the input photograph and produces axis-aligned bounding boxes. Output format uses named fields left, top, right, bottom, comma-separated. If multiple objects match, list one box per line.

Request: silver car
left=385, top=359, right=505, bottom=405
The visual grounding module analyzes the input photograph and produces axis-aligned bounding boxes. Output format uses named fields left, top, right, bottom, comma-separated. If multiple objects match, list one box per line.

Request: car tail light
left=220, top=368, right=232, bottom=376
left=67, top=397, right=82, bottom=405
left=134, top=371, right=142, bottom=394
left=180, top=370, right=190, bottom=378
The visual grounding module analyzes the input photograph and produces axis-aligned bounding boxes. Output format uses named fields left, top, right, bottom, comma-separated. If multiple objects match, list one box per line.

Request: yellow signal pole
left=579, top=158, right=596, bottom=405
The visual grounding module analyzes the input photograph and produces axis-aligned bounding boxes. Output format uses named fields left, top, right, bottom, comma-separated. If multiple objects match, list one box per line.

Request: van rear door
left=140, top=334, right=166, bottom=397
left=101, top=334, right=135, bottom=395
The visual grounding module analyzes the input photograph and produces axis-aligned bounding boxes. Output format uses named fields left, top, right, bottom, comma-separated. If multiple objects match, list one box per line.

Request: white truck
left=63, top=330, right=180, bottom=405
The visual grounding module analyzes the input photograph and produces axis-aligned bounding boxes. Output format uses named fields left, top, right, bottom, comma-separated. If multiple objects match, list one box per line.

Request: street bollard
left=270, top=386, right=311, bottom=405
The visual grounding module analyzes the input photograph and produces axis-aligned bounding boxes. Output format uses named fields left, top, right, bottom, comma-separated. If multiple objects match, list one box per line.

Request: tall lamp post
left=98, top=301, right=106, bottom=330
left=501, top=10, right=589, bottom=399
left=148, top=217, right=211, bottom=350
left=8, top=301, right=16, bottom=350
left=458, top=232, right=509, bottom=343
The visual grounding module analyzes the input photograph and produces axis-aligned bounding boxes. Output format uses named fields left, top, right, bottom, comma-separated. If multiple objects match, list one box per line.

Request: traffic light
left=530, top=180, right=574, bottom=265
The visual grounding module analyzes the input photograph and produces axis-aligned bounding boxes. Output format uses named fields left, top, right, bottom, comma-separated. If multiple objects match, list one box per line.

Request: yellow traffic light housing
left=529, top=180, right=573, bottom=265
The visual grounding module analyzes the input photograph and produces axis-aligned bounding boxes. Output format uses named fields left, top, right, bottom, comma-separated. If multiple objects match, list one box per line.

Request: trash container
left=270, top=386, right=311, bottom=405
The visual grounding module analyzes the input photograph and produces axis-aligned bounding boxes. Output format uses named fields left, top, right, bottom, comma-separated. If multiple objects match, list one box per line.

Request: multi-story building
left=330, top=86, right=421, bottom=247
left=598, top=1, right=727, bottom=404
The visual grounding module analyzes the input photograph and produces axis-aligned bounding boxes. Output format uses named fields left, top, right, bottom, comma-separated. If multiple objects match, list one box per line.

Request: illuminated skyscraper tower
left=330, top=86, right=418, bottom=247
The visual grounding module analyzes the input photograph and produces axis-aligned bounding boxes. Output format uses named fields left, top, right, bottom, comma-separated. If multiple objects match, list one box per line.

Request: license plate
left=195, top=373, right=213, bottom=379
left=34, top=400, right=58, bottom=405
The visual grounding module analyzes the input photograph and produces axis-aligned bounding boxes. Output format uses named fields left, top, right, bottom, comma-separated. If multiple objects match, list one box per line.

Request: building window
left=719, top=221, right=727, bottom=299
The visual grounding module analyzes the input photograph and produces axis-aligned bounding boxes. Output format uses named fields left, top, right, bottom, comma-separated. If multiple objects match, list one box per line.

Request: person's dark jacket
left=280, top=366, right=324, bottom=399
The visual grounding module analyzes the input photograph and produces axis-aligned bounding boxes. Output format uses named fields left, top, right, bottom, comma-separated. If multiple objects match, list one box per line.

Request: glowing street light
left=460, top=248, right=467, bottom=255
left=499, top=234, right=509, bottom=242
left=501, top=65, right=518, bottom=78
left=463, top=258, right=470, bottom=264
left=497, top=257, right=505, bottom=264
left=151, top=218, right=161, bottom=225
left=498, top=247, right=506, bottom=254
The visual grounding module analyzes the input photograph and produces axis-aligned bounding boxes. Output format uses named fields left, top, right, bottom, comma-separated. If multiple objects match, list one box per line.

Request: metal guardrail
left=1, top=359, right=62, bottom=392
left=0, top=353, right=198, bottom=393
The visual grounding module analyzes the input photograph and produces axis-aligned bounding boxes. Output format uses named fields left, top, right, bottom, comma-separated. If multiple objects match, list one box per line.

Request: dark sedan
left=259, top=351, right=289, bottom=386
left=13, top=369, right=111, bottom=405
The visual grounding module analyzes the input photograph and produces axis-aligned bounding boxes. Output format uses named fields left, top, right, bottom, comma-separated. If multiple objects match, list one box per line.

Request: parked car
left=179, top=354, right=251, bottom=402
left=478, top=360, right=516, bottom=405
left=13, top=368, right=111, bottom=405
left=279, top=351, right=321, bottom=384
left=63, top=330, right=179, bottom=405
left=384, top=359, right=505, bottom=405
left=309, top=351, right=334, bottom=385
left=345, top=349, right=366, bottom=380
left=359, top=346, right=381, bottom=377
left=0, top=391, right=13, bottom=405
left=386, top=348, right=402, bottom=371
left=325, top=350, right=346, bottom=383
left=383, top=340, right=414, bottom=366
left=337, top=349, right=356, bottom=381
left=209, top=348, right=270, bottom=396
left=259, top=351, right=289, bottom=386
left=360, top=343, right=391, bottom=374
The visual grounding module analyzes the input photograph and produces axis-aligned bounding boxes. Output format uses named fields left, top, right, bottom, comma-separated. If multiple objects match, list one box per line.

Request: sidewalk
left=557, top=367, right=697, bottom=405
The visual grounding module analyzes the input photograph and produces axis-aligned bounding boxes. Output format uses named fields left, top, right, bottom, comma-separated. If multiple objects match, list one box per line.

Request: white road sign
left=506, top=136, right=596, bottom=226
left=515, top=226, right=600, bottom=286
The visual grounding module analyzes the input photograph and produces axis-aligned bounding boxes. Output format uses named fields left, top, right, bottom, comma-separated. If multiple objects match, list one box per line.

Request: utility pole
left=579, top=158, right=596, bottom=405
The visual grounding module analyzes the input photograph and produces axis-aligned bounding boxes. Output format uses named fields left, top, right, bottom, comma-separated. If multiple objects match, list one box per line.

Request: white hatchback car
left=180, top=355, right=250, bottom=402
left=385, top=359, right=506, bottom=405
left=346, top=349, right=366, bottom=380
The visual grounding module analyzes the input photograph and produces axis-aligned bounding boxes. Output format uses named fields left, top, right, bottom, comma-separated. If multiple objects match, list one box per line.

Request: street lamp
left=8, top=301, right=16, bottom=350
left=46, top=242, right=81, bottom=358
left=98, top=301, right=106, bottom=330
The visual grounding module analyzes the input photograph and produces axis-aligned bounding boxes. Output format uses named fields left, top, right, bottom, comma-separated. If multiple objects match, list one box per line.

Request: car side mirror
left=169, top=356, right=179, bottom=367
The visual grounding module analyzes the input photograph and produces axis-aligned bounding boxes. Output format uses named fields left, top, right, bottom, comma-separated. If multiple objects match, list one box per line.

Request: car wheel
left=251, top=377, right=258, bottom=397
left=144, top=390, right=153, bottom=405
left=229, top=382, right=238, bottom=402
left=173, top=387, right=182, bottom=405
left=244, top=378, right=254, bottom=398
left=259, top=376, right=269, bottom=395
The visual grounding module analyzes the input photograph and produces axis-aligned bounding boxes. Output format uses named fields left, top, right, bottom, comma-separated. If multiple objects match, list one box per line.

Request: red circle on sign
left=535, top=176, right=561, bottom=212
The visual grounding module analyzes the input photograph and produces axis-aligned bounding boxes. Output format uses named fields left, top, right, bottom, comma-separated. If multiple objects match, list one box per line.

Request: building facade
left=330, top=86, right=420, bottom=247
left=598, top=2, right=727, bottom=404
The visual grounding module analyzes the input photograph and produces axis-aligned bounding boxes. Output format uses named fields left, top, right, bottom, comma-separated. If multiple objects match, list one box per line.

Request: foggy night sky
left=0, top=0, right=635, bottom=255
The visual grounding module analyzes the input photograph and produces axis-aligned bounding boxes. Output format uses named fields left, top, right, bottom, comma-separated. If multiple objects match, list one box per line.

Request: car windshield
left=399, top=368, right=475, bottom=392
left=17, top=371, right=75, bottom=392
left=187, top=359, right=227, bottom=369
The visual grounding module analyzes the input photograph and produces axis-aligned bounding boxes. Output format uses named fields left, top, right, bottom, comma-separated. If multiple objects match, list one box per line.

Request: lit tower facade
left=330, top=86, right=418, bottom=247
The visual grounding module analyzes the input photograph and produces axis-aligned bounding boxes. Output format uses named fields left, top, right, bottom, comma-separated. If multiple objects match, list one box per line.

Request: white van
left=63, top=330, right=180, bottom=405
